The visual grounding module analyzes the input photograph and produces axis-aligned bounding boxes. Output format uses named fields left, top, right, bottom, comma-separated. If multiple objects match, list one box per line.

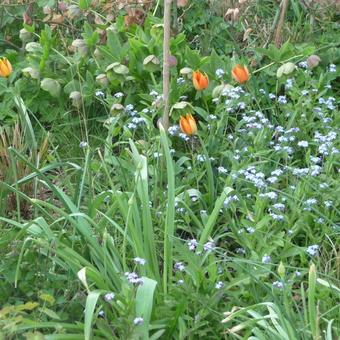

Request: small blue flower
left=262, top=255, right=271, bottom=264
left=306, top=244, right=319, bottom=257
left=134, top=317, right=144, bottom=325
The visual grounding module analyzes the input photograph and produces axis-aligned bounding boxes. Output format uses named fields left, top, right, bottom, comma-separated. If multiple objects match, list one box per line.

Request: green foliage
left=0, top=1, right=339, bottom=339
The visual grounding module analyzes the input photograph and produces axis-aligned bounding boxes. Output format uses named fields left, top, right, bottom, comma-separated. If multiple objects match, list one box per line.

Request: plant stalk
left=161, top=0, right=172, bottom=131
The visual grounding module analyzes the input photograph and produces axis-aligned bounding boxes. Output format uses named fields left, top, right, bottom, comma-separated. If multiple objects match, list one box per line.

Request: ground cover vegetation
left=0, top=0, right=339, bottom=339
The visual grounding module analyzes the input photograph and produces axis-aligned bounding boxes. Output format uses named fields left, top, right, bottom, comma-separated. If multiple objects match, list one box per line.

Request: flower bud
left=231, top=64, right=250, bottom=83
left=25, top=42, right=42, bottom=53
left=0, top=57, right=13, bottom=78
left=71, top=39, right=88, bottom=57
left=22, top=67, right=40, bottom=79
left=192, top=70, right=209, bottom=90
left=69, top=91, right=82, bottom=108
left=58, top=2, right=68, bottom=12
left=19, top=28, right=32, bottom=42
left=41, top=78, right=61, bottom=97
left=179, top=114, right=197, bottom=135
left=180, top=67, right=193, bottom=77
left=94, top=48, right=102, bottom=59
left=169, top=55, right=177, bottom=67
left=143, top=55, right=160, bottom=72
left=307, top=55, right=321, bottom=69
left=110, top=103, right=124, bottom=115
left=96, top=74, right=109, bottom=87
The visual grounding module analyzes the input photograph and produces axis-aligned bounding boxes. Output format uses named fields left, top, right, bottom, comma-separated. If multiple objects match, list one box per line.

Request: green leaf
left=136, top=277, right=157, bottom=339
left=198, top=187, right=233, bottom=248
left=84, top=290, right=101, bottom=340
left=79, top=0, right=90, bottom=10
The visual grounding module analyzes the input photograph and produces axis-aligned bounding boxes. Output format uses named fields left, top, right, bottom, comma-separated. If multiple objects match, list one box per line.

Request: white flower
left=187, top=239, right=198, bottom=251
left=306, top=244, right=319, bottom=257
left=277, top=96, right=287, bottom=104
left=134, top=317, right=144, bottom=325
left=168, top=125, right=180, bottom=136
left=328, top=64, right=336, bottom=73
left=298, top=61, right=308, bottom=68
left=104, top=292, right=115, bottom=302
left=149, top=90, right=158, bottom=96
left=272, top=281, right=284, bottom=289
left=272, top=203, right=285, bottom=211
left=114, top=92, right=124, bottom=98
left=133, top=257, right=146, bottom=265
left=215, top=281, right=224, bottom=289
left=298, top=141, right=309, bottom=148
left=203, top=241, right=215, bottom=252
left=215, top=68, right=225, bottom=78
left=79, top=141, right=88, bottom=149
left=153, top=152, right=162, bottom=159
left=217, top=166, right=228, bottom=175
left=262, top=255, right=271, bottom=264
left=197, top=154, right=206, bottom=162
left=125, top=272, right=144, bottom=285
left=174, top=262, right=185, bottom=271
left=95, top=90, right=105, bottom=98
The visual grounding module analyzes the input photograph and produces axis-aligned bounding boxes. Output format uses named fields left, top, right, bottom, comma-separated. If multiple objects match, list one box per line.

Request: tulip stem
left=161, top=0, right=173, bottom=131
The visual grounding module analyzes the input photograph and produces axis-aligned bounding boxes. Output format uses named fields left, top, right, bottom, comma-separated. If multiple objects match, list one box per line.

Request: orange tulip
left=192, top=70, right=209, bottom=91
left=231, top=64, right=249, bottom=84
left=179, top=114, right=197, bottom=135
left=0, top=57, right=12, bottom=78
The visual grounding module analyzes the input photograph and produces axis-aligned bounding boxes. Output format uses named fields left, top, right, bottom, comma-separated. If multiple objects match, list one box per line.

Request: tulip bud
left=192, top=70, right=209, bottom=91
left=22, top=67, right=40, bottom=79
left=69, top=91, right=82, bottom=108
left=0, top=57, right=13, bottom=78
left=307, top=55, right=321, bottom=69
left=19, top=28, right=32, bottom=42
left=179, top=114, right=197, bottom=135
left=231, top=64, right=250, bottom=84
left=96, top=74, right=109, bottom=87
left=72, top=39, right=88, bottom=57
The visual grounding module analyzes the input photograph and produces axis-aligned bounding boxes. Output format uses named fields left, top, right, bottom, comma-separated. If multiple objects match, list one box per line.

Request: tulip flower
left=0, top=57, right=12, bottom=78
left=231, top=64, right=249, bottom=84
left=179, top=114, right=197, bottom=135
left=192, top=70, right=209, bottom=91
